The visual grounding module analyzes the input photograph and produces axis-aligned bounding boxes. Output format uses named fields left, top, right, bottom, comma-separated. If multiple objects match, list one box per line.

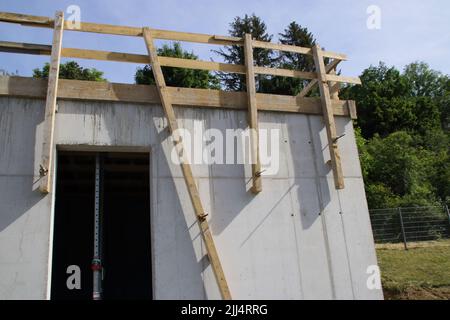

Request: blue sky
left=1, top=0, right=449, bottom=83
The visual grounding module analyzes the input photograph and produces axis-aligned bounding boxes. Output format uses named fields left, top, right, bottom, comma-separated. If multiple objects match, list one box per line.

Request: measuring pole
left=92, top=153, right=103, bottom=300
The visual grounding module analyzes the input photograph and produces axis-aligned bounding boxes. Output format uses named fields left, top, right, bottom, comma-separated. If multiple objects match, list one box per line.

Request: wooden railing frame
left=0, top=10, right=362, bottom=299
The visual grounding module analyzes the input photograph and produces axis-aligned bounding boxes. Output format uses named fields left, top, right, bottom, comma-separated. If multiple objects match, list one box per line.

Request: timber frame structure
left=0, top=11, right=361, bottom=300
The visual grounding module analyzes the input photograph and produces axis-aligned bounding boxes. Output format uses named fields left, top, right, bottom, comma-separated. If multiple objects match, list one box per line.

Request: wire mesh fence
left=369, top=205, right=450, bottom=250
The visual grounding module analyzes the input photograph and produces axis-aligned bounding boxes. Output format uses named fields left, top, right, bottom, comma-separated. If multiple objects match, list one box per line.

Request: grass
left=376, top=239, right=450, bottom=299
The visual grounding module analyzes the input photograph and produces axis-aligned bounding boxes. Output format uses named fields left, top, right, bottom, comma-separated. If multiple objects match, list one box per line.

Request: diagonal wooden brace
left=39, top=11, right=64, bottom=193
left=142, top=27, right=231, bottom=300
left=312, top=44, right=345, bottom=189
left=244, top=34, right=262, bottom=193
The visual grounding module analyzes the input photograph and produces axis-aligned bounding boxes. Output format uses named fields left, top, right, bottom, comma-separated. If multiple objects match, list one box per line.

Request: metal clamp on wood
left=39, top=164, right=48, bottom=177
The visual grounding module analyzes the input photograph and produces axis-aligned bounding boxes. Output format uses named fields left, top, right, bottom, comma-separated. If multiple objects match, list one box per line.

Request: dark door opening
left=51, top=151, right=152, bottom=300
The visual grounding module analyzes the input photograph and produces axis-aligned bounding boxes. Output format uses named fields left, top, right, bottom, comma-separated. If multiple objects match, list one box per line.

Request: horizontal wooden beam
left=326, top=74, right=361, bottom=85
left=0, top=41, right=362, bottom=84
left=0, top=76, right=357, bottom=119
left=158, top=56, right=246, bottom=74
left=254, top=66, right=316, bottom=80
left=252, top=40, right=347, bottom=61
left=0, top=11, right=242, bottom=45
left=0, top=11, right=352, bottom=62
left=0, top=41, right=246, bottom=73
left=0, top=40, right=51, bottom=54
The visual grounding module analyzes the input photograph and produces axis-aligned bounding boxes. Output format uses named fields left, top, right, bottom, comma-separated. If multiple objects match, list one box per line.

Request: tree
left=260, top=22, right=316, bottom=95
left=360, top=131, right=440, bottom=208
left=214, top=14, right=274, bottom=91
left=340, top=62, right=443, bottom=138
left=344, top=62, right=449, bottom=208
left=33, top=61, right=106, bottom=81
left=135, top=42, right=219, bottom=89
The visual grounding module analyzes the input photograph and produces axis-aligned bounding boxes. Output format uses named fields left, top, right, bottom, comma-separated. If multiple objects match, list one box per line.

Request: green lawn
left=376, top=240, right=450, bottom=299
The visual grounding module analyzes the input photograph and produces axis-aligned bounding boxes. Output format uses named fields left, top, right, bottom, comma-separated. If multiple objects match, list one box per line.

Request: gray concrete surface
left=0, top=97, right=383, bottom=299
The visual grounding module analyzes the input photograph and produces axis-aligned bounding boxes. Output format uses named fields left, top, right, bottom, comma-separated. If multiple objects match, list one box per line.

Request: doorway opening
left=50, top=151, right=152, bottom=299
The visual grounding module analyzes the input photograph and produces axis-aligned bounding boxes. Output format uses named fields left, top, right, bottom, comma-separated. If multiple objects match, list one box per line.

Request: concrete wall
left=0, top=96, right=383, bottom=299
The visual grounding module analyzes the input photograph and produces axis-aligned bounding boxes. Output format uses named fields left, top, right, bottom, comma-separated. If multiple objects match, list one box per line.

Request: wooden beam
left=0, top=41, right=246, bottom=73
left=142, top=27, right=232, bottom=300
left=0, top=11, right=242, bottom=45
left=329, top=69, right=340, bottom=100
left=297, top=59, right=341, bottom=97
left=39, top=11, right=64, bottom=193
left=159, top=56, right=245, bottom=74
left=252, top=39, right=348, bottom=61
left=0, top=76, right=357, bottom=118
left=0, top=11, right=53, bottom=27
left=326, top=74, right=361, bottom=85
left=254, top=66, right=316, bottom=80
left=0, top=40, right=361, bottom=84
left=312, top=44, right=344, bottom=189
left=0, top=40, right=51, bottom=54
left=244, top=34, right=262, bottom=194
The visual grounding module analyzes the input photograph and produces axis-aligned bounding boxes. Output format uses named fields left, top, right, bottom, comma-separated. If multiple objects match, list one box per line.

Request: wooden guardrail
left=0, top=10, right=362, bottom=300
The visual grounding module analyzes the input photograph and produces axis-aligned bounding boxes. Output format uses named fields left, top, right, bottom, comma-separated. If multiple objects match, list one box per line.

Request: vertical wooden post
left=39, top=11, right=64, bottom=193
left=142, top=27, right=231, bottom=300
left=312, top=44, right=344, bottom=189
left=329, top=68, right=340, bottom=99
left=244, top=34, right=262, bottom=193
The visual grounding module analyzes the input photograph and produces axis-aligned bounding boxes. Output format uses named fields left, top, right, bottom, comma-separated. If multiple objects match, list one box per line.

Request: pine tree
left=260, top=22, right=316, bottom=95
left=214, top=14, right=274, bottom=91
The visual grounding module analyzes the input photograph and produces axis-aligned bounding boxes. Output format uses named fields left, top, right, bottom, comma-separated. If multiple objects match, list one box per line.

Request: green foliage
left=341, top=62, right=444, bottom=138
left=214, top=14, right=274, bottom=91
left=135, top=42, right=219, bottom=89
left=347, top=62, right=449, bottom=208
left=260, top=22, right=317, bottom=95
left=33, top=61, right=106, bottom=81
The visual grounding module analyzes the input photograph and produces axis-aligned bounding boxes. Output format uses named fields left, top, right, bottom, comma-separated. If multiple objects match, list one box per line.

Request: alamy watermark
left=65, top=5, right=81, bottom=29
left=168, top=121, right=280, bottom=175
left=366, top=265, right=382, bottom=290
left=366, top=5, right=381, bottom=30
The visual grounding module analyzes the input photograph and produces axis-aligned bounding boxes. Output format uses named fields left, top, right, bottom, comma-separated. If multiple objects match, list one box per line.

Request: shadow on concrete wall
left=0, top=97, right=46, bottom=233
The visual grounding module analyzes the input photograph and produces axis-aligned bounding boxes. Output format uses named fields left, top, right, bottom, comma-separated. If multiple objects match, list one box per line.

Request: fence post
left=398, top=207, right=408, bottom=250
left=445, top=204, right=450, bottom=229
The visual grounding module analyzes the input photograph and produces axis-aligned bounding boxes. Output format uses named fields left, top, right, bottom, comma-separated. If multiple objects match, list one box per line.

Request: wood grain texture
left=39, top=11, right=64, bottom=193
left=312, top=44, right=345, bottom=189
left=143, top=27, right=232, bottom=300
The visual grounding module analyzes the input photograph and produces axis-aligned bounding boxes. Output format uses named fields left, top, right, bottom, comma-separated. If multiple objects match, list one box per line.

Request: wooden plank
left=254, top=66, right=316, bottom=80
left=252, top=39, right=348, bottom=60
left=0, top=11, right=242, bottom=45
left=328, top=68, right=340, bottom=100
left=312, top=44, right=344, bottom=189
left=158, top=56, right=245, bottom=74
left=0, top=76, right=357, bottom=117
left=0, top=11, right=53, bottom=27
left=254, top=65, right=359, bottom=84
left=142, top=27, right=232, bottom=300
left=39, top=11, right=64, bottom=193
left=244, top=34, right=262, bottom=193
left=326, top=74, right=361, bottom=85
left=0, top=39, right=361, bottom=84
left=0, top=41, right=246, bottom=73
left=297, top=59, right=341, bottom=97
left=0, top=40, right=51, bottom=54
left=347, top=100, right=357, bottom=120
